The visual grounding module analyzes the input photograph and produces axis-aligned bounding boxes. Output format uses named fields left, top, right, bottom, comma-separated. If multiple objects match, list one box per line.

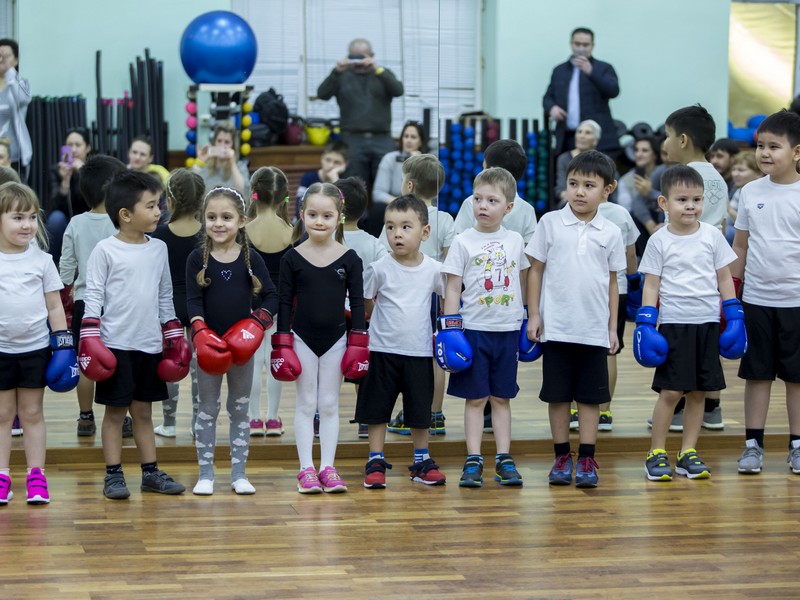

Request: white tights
left=248, top=322, right=283, bottom=421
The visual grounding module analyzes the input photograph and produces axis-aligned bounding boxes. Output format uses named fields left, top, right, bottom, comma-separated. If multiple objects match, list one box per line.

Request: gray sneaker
left=702, top=406, right=725, bottom=430
left=141, top=469, right=186, bottom=494
left=738, top=439, right=764, bottom=474
left=647, top=409, right=684, bottom=432
left=122, top=416, right=133, bottom=438
left=103, top=472, right=130, bottom=500
left=645, top=450, right=672, bottom=481
left=675, top=449, right=710, bottom=479
left=788, top=444, right=800, bottom=474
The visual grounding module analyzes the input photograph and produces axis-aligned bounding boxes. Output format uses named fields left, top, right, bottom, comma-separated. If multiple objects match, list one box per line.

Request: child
left=245, top=167, right=294, bottom=436
left=355, top=194, right=447, bottom=488
left=295, top=140, right=348, bottom=219
left=80, top=171, right=190, bottom=500
left=337, top=176, right=387, bottom=438
left=150, top=168, right=204, bottom=437
left=708, top=138, right=740, bottom=198
left=271, top=182, right=369, bottom=493
left=59, top=155, right=126, bottom=437
left=726, top=151, right=763, bottom=244
left=378, top=154, right=453, bottom=435
left=526, top=151, right=625, bottom=488
left=0, top=182, right=78, bottom=504
left=732, top=110, right=800, bottom=475
left=440, top=167, right=529, bottom=488
left=187, top=186, right=278, bottom=495
left=637, top=165, right=743, bottom=481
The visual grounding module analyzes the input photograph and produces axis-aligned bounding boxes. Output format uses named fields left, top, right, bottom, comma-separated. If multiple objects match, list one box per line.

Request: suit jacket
left=543, top=57, right=620, bottom=154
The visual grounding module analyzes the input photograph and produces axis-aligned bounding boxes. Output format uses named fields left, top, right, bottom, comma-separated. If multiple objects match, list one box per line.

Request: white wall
left=482, top=0, right=731, bottom=136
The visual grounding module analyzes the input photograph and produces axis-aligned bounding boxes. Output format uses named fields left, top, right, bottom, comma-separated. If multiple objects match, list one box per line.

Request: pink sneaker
left=318, top=466, right=347, bottom=493
left=26, top=468, right=49, bottom=504
left=249, top=419, right=265, bottom=437
left=0, top=474, right=12, bottom=504
left=265, top=417, right=284, bottom=436
left=296, top=467, right=323, bottom=494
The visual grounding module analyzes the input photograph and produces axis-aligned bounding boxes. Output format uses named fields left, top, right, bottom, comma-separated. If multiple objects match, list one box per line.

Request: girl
left=194, top=121, right=250, bottom=197
left=726, top=151, right=763, bottom=244
left=151, top=169, right=204, bottom=437
left=186, top=186, right=277, bottom=496
left=0, top=182, right=76, bottom=504
left=245, top=167, right=293, bottom=436
left=272, top=182, right=369, bottom=493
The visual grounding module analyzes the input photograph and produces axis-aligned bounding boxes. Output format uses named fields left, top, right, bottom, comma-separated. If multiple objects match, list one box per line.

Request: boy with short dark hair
left=732, top=109, right=800, bottom=475
left=296, top=140, right=349, bottom=218
left=709, top=138, right=740, bottom=198
left=636, top=165, right=742, bottom=481
left=355, top=194, right=447, bottom=488
left=526, top=150, right=625, bottom=488
left=81, top=170, right=188, bottom=499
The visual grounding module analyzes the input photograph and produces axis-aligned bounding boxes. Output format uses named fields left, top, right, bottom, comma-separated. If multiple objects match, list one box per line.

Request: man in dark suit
left=543, top=28, right=621, bottom=157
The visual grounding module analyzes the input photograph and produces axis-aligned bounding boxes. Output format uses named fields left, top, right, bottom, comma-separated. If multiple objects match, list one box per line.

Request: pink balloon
left=186, top=116, right=198, bottom=129
left=185, top=101, right=197, bottom=115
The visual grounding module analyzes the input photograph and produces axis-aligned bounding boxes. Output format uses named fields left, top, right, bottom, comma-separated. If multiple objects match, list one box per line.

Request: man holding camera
left=317, top=38, right=404, bottom=189
left=543, top=28, right=621, bottom=158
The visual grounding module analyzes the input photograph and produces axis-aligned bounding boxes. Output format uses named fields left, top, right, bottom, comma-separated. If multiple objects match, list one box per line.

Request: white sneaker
left=192, top=479, right=214, bottom=495
left=154, top=424, right=176, bottom=438
left=231, top=478, right=256, bottom=495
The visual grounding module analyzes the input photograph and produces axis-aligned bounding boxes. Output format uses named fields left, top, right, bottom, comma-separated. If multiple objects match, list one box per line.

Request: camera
left=634, top=166, right=646, bottom=178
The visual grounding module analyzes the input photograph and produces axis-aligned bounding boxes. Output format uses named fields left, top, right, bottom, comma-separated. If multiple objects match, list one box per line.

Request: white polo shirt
left=454, top=193, right=537, bottom=243
left=597, top=201, right=639, bottom=294
left=525, top=204, right=625, bottom=348
left=735, top=176, right=800, bottom=307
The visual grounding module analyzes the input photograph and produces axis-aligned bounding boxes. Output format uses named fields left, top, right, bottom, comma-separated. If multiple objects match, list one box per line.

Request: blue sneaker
left=548, top=453, right=573, bottom=486
left=494, top=455, right=523, bottom=486
left=575, top=456, right=599, bottom=488
left=459, top=457, right=483, bottom=488
left=387, top=411, right=410, bottom=435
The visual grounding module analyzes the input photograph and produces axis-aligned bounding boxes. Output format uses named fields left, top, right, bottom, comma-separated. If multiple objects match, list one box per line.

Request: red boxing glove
left=341, top=330, right=369, bottom=380
left=158, top=320, right=191, bottom=382
left=270, top=332, right=302, bottom=382
left=223, top=308, right=273, bottom=366
left=191, top=320, right=233, bottom=376
left=78, top=317, right=117, bottom=382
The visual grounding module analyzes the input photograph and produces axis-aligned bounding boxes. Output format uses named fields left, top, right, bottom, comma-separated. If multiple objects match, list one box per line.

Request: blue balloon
left=180, top=11, right=258, bottom=84
left=185, top=130, right=197, bottom=143
left=186, top=143, right=197, bottom=158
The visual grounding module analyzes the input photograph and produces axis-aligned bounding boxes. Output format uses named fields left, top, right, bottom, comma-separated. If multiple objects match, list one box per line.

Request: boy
left=378, top=154, right=454, bottom=435
left=526, top=151, right=625, bottom=488
left=732, top=110, right=800, bottom=475
left=81, top=171, right=187, bottom=499
left=296, top=140, right=348, bottom=218
left=636, top=165, right=742, bottom=481
left=59, top=155, right=125, bottom=437
left=660, top=104, right=730, bottom=430
left=440, top=167, right=529, bottom=488
left=709, top=138, right=740, bottom=198
left=354, top=194, right=447, bottom=488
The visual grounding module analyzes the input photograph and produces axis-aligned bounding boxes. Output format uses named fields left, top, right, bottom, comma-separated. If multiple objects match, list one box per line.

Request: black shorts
left=652, top=323, right=725, bottom=393
left=354, top=352, right=433, bottom=429
left=738, top=303, right=800, bottom=382
left=539, top=341, right=610, bottom=405
left=614, top=293, right=627, bottom=355
left=71, top=300, right=85, bottom=340
left=0, top=348, right=50, bottom=390
left=95, top=349, right=168, bottom=407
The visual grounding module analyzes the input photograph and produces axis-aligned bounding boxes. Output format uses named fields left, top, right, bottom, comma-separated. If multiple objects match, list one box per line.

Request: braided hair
left=249, top=166, right=290, bottom=224
left=166, top=168, right=205, bottom=222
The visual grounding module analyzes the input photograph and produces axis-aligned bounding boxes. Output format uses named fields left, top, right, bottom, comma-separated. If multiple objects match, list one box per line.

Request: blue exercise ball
left=180, top=11, right=258, bottom=84
left=746, top=114, right=767, bottom=129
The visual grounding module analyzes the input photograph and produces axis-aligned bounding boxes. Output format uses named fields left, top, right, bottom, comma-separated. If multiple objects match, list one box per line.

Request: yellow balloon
left=240, top=128, right=252, bottom=142
left=242, top=101, right=253, bottom=113
left=185, top=157, right=196, bottom=168
left=241, top=114, right=252, bottom=127
left=240, top=143, right=251, bottom=156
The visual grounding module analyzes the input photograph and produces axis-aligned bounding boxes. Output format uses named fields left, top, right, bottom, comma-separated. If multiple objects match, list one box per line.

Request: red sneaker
left=408, top=458, right=446, bottom=486
left=363, top=457, right=392, bottom=489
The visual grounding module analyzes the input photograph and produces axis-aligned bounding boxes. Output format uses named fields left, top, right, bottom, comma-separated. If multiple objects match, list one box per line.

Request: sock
left=369, top=452, right=384, bottom=460
left=578, top=444, right=596, bottom=458
left=414, top=448, right=430, bottom=464
left=141, top=462, right=158, bottom=474
left=704, top=397, right=720, bottom=413
left=790, top=435, right=800, bottom=450
left=674, top=397, right=686, bottom=414
left=495, top=453, right=512, bottom=465
left=554, top=442, right=570, bottom=457
left=106, top=464, right=123, bottom=476
left=26, top=467, right=44, bottom=475
left=79, top=410, right=95, bottom=421
left=746, top=429, right=765, bottom=448
left=432, top=411, right=444, bottom=418
left=467, top=454, right=483, bottom=465
left=0, top=468, right=9, bottom=476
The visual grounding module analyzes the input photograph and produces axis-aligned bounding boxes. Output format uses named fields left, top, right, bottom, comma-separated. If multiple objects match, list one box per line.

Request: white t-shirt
left=343, top=229, right=387, bottom=267
left=734, top=176, right=800, bottom=307
left=378, top=205, right=455, bottom=262
left=454, top=193, right=538, bottom=243
left=598, top=201, right=638, bottom=294
left=688, top=161, right=729, bottom=231
left=364, top=253, right=445, bottom=356
left=639, top=222, right=736, bottom=324
left=526, top=204, right=626, bottom=347
left=83, top=235, right=176, bottom=353
left=442, top=227, right=529, bottom=332
left=0, top=245, right=63, bottom=353
left=59, top=212, right=117, bottom=300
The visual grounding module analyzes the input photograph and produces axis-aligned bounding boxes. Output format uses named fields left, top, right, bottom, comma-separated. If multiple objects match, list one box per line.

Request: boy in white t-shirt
left=636, top=166, right=742, bottom=482
left=440, top=167, right=530, bottom=488
left=526, top=151, right=625, bottom=488
left=732, top=110, right=800, bottom=475
left=354, top=195, right=447, bottom=488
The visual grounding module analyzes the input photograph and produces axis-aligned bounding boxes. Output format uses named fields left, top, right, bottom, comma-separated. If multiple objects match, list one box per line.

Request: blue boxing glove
left=633, top=306, right=669, bottom=368
left=434, top=315, right=473, bottom=373
left=719, top=299, right=748, bottom=359
left=519, top=306, right=543, bottom=362
left=46, top=330, right=80, bottom=392
left=626, top=273, right=643, bottom=322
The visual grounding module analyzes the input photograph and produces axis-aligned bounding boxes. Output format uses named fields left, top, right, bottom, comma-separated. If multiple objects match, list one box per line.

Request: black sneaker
left=141, top=469, right=186, bottom=494
left=459, top=457, right=484, bottom=488
left=357, top=423, right=369, bottom=438
left=77, top=417, right=96, bottom=436
left=429, top=412, right=446, bottom=435
left=122, top=416, right=133, bottom=438
left=103, top=472, right=130, bottom=500
left=494, top=455, right=523, bottom=486
left=387, top=411, right=410, bottom=435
